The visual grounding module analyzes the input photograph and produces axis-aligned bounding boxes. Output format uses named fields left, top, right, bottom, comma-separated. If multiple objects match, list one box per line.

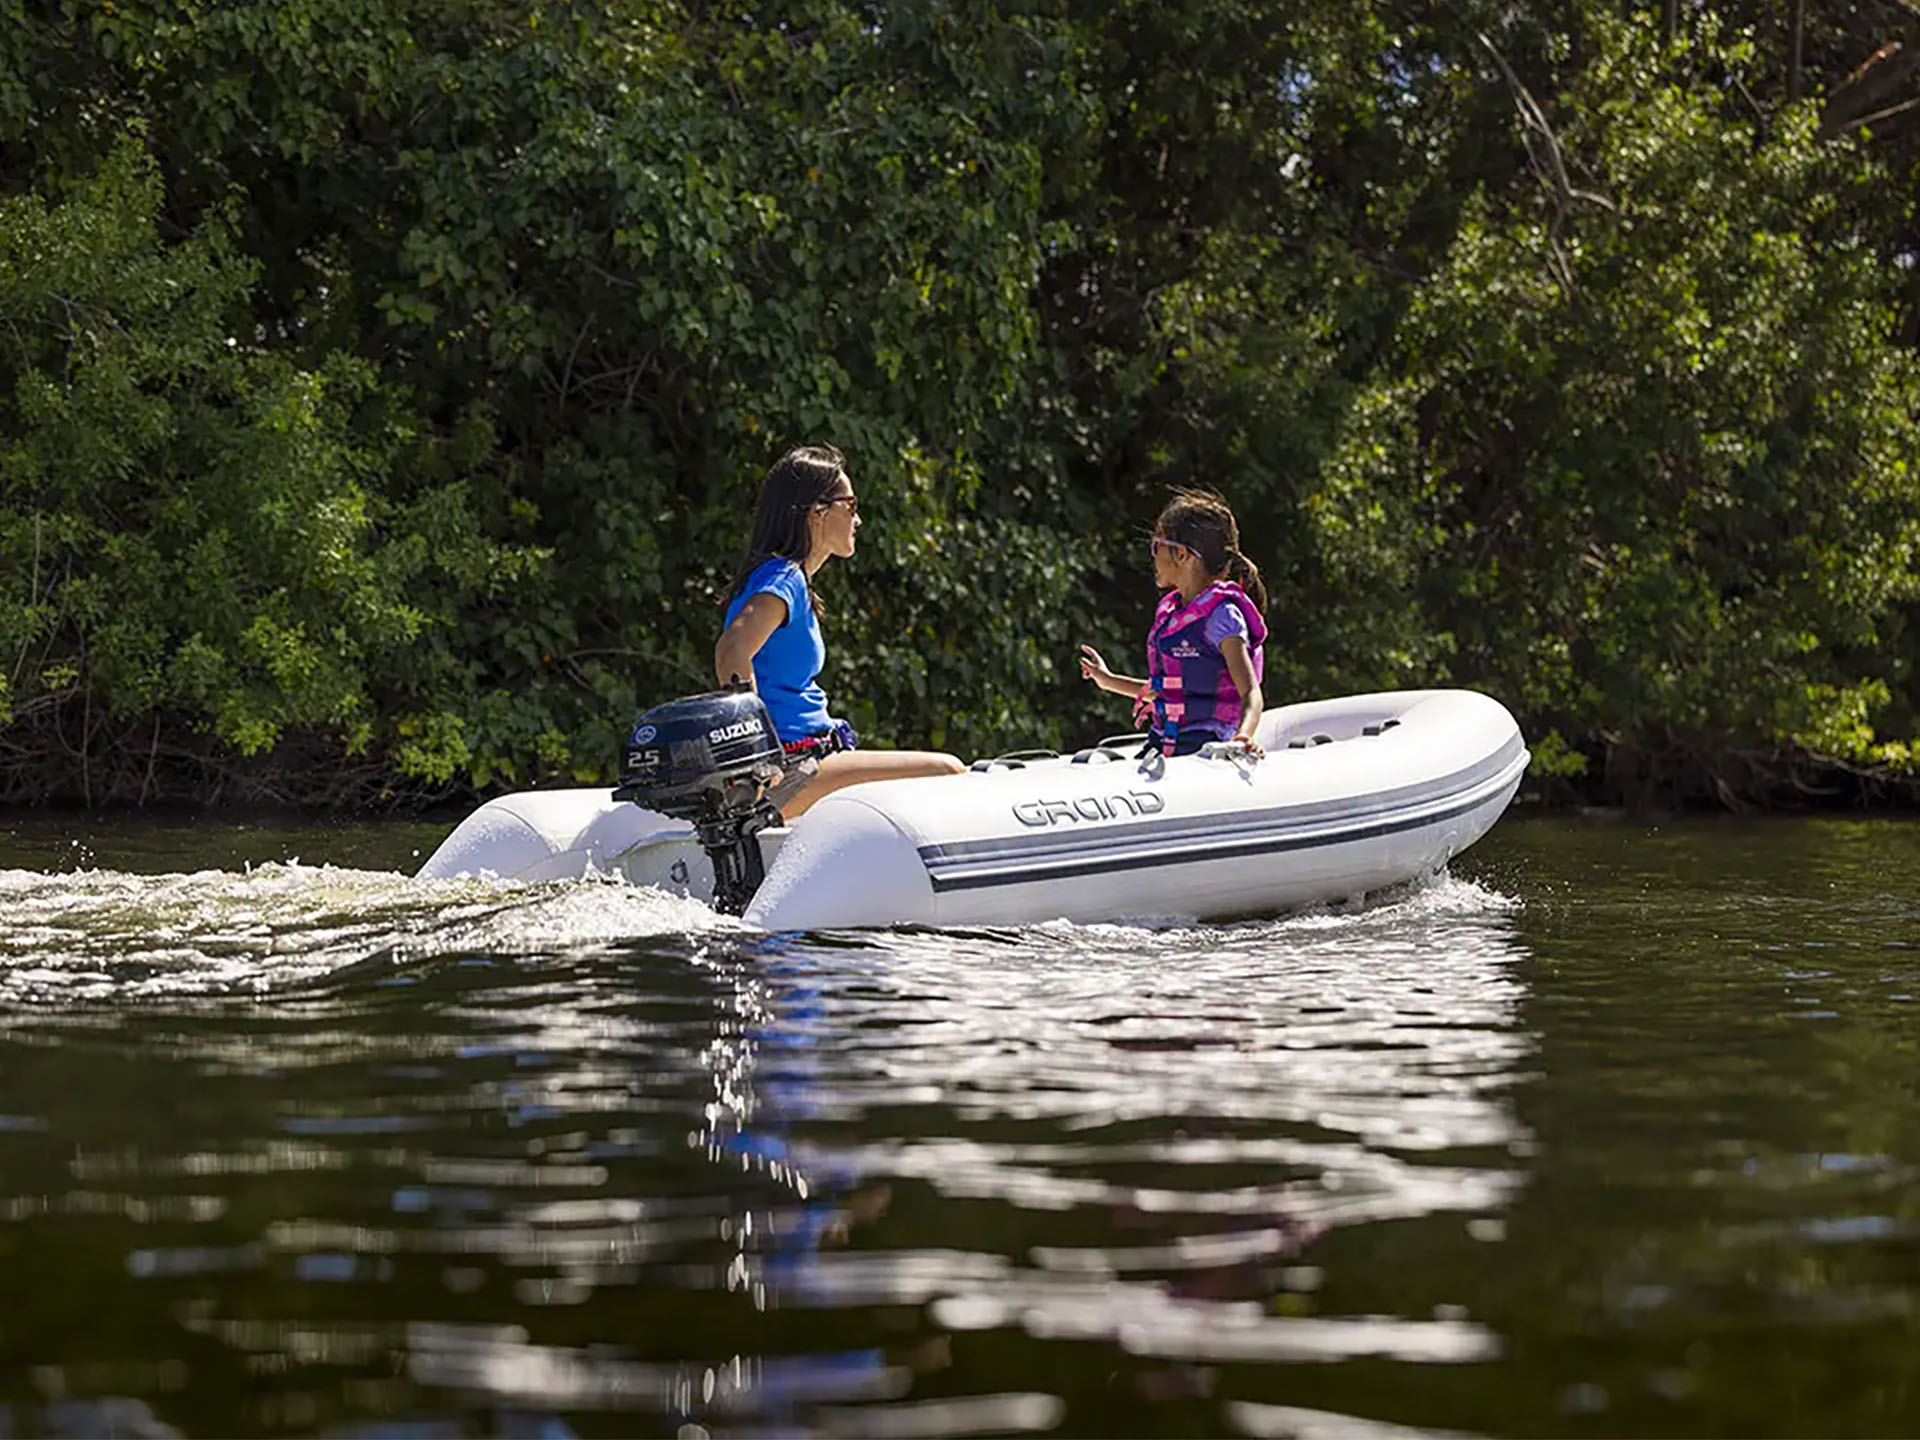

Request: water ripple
left=0, top=836, right=1534, bottom=1435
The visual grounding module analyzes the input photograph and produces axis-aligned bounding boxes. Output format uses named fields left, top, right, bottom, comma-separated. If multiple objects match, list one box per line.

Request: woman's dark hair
left=726, top=444, right=848, bottom=615
left=1154, top=487, right=1268, bottom=614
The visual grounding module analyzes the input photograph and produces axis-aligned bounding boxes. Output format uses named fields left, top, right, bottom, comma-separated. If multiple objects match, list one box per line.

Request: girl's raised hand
left=1078, top=644, right=1111, bottom=684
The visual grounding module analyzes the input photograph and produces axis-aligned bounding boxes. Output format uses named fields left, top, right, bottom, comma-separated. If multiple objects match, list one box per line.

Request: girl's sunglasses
left=1149, top=537, right=1185, bottom=558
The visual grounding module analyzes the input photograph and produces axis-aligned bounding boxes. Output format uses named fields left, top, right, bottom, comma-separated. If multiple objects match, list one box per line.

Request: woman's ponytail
left=726, top=445, right=846, bottom=615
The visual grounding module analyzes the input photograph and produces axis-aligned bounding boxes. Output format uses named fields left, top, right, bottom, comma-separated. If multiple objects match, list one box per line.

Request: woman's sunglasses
left=818, top=494, right=859, bottom=515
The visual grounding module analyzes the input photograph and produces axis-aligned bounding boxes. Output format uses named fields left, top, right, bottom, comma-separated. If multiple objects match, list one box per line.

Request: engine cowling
left=611, top=687, right=814, bottom=913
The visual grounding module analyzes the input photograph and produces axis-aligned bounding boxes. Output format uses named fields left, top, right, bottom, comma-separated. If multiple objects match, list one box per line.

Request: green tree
left=2, top=2, right=1917, bottom=809
left=0, top=139, right=543, bottom=803
left=1317, top=13, right=1920, bottom=798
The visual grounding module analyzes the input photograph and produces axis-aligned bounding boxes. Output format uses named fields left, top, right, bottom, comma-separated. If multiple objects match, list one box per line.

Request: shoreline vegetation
left=5, top=2, right=1920, bottom=816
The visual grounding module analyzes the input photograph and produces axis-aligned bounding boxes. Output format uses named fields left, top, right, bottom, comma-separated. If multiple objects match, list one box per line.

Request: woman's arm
left=1218, top=635, right=1265, bottom=756
left=714, top=593, right=787, bottom=687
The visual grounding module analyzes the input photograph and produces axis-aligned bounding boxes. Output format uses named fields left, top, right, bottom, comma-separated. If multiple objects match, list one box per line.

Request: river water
left=0, top=809, right=1916, bottom=1437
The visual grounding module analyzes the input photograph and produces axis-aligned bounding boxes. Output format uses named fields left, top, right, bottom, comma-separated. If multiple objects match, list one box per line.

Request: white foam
left=0, top=863, right=738, bottom=1002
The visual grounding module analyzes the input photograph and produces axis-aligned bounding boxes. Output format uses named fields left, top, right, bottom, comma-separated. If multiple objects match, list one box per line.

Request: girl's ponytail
left=1226, top=547, right=1268, bottom=616
left=1155, top=487, right=1268, bottom=617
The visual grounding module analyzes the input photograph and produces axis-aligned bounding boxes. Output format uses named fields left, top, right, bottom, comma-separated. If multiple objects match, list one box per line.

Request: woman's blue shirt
left=723, top=558, right=835, bottom=742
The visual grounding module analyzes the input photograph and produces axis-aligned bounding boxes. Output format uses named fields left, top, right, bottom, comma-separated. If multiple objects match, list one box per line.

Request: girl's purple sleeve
left=1203, top=604, right=1250, bottom=650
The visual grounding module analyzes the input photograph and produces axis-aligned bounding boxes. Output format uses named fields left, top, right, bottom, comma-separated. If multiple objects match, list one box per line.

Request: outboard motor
left=611, top=686, right=816, bottom=914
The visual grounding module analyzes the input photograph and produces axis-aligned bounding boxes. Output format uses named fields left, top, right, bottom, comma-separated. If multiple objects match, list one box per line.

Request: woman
left=715, top=445, right=965, bottom=818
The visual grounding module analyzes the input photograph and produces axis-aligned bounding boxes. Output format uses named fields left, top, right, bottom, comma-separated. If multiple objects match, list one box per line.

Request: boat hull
left=416, top=690, right=1528, bottom=929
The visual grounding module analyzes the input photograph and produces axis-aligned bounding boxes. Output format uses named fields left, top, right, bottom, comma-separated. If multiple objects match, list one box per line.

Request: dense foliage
left=1, top=0, right=1917, bottom=808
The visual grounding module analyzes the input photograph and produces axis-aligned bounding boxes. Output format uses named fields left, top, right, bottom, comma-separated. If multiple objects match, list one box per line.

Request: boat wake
left=0, top=863, right=739, bottom=1003
left=0, top=861, right=1514, bottom=1005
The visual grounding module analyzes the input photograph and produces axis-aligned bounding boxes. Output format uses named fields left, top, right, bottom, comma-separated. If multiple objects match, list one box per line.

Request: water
left=0, top=810, right=1917, bottom=1437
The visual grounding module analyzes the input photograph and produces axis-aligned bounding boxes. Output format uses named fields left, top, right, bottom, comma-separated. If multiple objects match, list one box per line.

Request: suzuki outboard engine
left=611, top=686, right=816, bottom=914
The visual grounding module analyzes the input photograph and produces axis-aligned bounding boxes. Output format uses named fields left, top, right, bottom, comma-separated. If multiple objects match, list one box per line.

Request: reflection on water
left=2, top=814, right=1919, bottom=1434
left=0, top=817, right=1531, bottom=1437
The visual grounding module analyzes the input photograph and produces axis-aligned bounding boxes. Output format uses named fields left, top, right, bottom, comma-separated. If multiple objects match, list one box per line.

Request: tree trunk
left=1788, top=0, right=1806, bottom=102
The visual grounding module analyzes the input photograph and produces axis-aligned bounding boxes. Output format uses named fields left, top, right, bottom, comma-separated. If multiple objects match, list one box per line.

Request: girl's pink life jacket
left=1139, top=581, right=1268, bottom=754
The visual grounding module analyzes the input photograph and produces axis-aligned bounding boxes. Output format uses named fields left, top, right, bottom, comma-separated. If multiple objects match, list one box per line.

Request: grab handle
left=1198, top=740, right=1262, bottom=763
left=969, top=748, right=1059, bottom=773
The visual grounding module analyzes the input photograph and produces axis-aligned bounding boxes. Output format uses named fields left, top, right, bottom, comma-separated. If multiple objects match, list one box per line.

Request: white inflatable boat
left=417, top=689, right=1529, bottom=930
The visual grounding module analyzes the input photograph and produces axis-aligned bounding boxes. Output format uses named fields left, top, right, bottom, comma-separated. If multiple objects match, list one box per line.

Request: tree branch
left=1818, top=40, right=1920, bottom=139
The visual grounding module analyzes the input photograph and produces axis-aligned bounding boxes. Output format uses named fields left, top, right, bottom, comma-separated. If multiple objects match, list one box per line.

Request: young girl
left=714, top=444, right=965, bottom=818
left=1079, top=489, right=1269, bottom=757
